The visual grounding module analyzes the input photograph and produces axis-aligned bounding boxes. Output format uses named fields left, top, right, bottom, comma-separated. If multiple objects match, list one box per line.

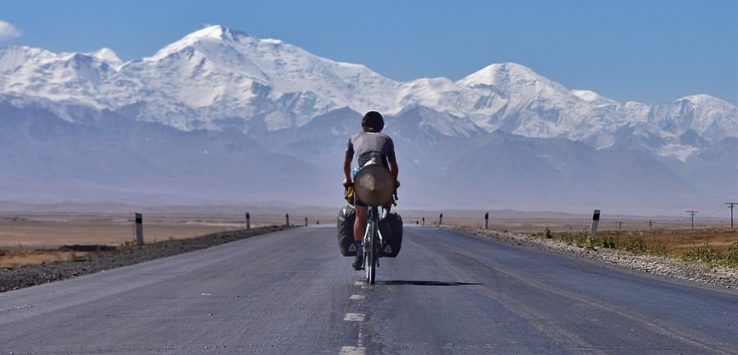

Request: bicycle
left=349, top=161, right=398, bottom=284
left=362, top=205, right=382, bottom=284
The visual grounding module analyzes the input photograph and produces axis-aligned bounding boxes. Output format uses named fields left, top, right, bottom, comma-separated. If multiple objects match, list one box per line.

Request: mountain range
left=1, top=25, right=736, bottom=215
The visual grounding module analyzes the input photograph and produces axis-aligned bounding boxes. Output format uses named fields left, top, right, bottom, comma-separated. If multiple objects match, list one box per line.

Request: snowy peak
left=0, top=24, right=735, bottom=146
left=674, top=94, right=735, bottom=108
left=459, top=62, right=542, bottom=87
left=187, top=25, right=233, bottom=40
left=89, top=48, right=123, bottom=66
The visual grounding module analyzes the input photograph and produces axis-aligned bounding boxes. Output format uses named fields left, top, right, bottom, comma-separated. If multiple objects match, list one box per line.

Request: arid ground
left=1, top=211, right=735, bottom=268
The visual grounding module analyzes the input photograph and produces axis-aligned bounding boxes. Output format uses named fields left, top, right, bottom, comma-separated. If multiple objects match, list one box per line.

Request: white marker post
left=245, top=212, right=251, bottom=230
left=589, top=209, right=600, bottom=245
left=135, top=212, right=144, bottom=246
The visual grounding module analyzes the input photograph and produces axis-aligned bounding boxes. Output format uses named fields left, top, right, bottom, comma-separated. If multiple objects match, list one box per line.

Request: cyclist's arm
left=343, top=156, right=352, bottom=184
left=387, top=137, right=399, bottom=187
left=343, top=138, right=354, bottom=185
left=390, top=160, right=399, bottom=187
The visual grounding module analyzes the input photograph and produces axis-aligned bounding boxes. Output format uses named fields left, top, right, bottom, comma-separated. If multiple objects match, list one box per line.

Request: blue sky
left=0, top=0, right=736, bottom=104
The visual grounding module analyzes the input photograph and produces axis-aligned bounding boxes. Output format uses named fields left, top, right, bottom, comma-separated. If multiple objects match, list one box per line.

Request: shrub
left=682, top=247, right=722, bottom=264
left=597, top=236, right=618, bottom=249
left=724, top=242, right=738, bottom=267
left=623, top=238, right=648, bottom=254
left=543, top=227, right=552, bottom=239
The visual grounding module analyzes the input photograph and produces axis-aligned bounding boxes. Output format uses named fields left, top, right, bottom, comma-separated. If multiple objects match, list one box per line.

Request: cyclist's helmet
left=361, top=111, right=384, bottom=132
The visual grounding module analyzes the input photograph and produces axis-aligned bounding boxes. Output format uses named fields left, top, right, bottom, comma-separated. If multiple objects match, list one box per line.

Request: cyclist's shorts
left=351, top=166, right=367, bottom=207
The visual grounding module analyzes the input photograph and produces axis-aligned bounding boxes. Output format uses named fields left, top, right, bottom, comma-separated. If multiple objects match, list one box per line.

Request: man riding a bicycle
left=342, top=111, right=400, bottom=271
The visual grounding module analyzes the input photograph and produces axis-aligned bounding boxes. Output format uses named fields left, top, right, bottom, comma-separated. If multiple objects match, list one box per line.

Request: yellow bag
left=344, top=185, right=354, bottom=205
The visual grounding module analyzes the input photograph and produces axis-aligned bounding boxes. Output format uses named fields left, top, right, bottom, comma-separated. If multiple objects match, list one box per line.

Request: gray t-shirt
left=345, top=131, right=396, bottom=168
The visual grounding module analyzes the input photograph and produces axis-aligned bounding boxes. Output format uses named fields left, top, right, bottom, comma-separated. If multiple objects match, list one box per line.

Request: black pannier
left=337, top=206, right=403, bottom=258
left=379, top=212, right=403, bottom=257
left=337, top=205, right=357, bottom=256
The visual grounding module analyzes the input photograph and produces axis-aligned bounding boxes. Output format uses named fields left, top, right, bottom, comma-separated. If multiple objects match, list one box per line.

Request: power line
left=686, top=210, right=699, bottom=230
left=726, top=202, right=737, bottom=229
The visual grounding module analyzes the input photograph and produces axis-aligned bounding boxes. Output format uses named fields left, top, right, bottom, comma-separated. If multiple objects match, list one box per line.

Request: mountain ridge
left=1, top=24, right=735, bottom=149
left=0, top=25, right=735, bottom=213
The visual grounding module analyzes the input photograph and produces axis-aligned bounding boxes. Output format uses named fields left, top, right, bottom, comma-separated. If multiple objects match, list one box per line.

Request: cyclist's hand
left=342, top=178, right=352, bottom=188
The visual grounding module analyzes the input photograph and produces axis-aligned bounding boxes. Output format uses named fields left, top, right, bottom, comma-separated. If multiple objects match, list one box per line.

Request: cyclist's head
left=361, top=111, right=384, bottom=132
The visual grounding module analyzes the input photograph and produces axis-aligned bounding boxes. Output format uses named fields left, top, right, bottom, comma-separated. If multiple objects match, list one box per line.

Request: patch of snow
left=571, top=89, right=599, bottom=102
left=656, top=144, right=700, bottom=162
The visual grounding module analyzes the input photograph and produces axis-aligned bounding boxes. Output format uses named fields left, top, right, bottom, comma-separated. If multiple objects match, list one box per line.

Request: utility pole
left=686, top=210, right=698, bottom=230
left=617, top=221, right=622, bottom=230
left=725, top=202, right=737, bottom=229
left=647, top=219, right=653, bottom=230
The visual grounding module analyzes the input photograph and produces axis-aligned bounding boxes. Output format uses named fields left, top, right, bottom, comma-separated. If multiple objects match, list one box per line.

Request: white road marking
left=339, top=346, right=366, bottom=355
left=343, top=313, right=365, bottom=322
left=349, top=294, right=365, bottom=300
left=353, top=281, right=364, bottom=286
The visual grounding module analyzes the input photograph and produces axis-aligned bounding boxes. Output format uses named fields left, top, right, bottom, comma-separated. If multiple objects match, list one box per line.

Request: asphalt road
left=1, top=226, right=736, bottom=354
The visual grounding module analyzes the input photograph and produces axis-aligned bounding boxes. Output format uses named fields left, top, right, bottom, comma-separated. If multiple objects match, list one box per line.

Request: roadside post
left=245, top=212, right=251, bottom=230
left=439, top=213, right=443, bottom=226
left=484, top=212, right=489, bottom=229
left=135, top=212, right=144, bottom=246
left=422, top=217, right=425, bottom=227
left=304, top=217, right=308, bottom=226
left=286, top=213, right=290, bottom=226
left=588, top=209, right=600, bottom=246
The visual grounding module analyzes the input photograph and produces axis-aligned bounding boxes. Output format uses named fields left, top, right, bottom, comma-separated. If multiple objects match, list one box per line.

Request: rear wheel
left=365, top=222, right=376, bottom=284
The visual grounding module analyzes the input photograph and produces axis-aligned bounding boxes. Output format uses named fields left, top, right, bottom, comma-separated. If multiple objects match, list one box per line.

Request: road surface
left=1, top=226, right=736, bottom=354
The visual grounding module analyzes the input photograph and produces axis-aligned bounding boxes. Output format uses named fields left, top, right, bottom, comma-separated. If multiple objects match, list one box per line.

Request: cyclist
left=342, top=111, right=400, bottom=270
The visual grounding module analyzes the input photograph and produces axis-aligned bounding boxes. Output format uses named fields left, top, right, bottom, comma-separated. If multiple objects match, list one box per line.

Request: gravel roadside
left=455, top=227, right=738, bottom=290
left=0, top=225, right=288, bottom=293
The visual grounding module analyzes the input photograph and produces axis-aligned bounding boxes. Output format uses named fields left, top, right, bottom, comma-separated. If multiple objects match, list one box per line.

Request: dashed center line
left=343, top=282, right=367, bottom=354
left=343, top=313, right=365, bottom=322
left=340, top=346, right=366, bottom=355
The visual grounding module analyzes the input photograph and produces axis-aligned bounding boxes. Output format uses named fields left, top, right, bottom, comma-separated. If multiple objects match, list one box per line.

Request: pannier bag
left=336, top=206, right=404, bottom=258
left=337, top=205, right=357, bottom=256
left=379, top=212, right=403, bottom=257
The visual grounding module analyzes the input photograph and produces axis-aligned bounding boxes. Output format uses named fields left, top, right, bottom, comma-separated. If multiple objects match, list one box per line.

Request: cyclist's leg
left=352, top=200, right=368, bottom=270
left=353, top=205, right=368, bottom=243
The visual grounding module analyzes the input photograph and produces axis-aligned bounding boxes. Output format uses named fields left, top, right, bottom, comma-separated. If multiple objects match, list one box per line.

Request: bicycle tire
left=365, top=209, right=377, bottom=284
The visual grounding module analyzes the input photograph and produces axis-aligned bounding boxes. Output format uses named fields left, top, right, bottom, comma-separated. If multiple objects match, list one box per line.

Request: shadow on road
left=379, top=280, right=482, bottom=286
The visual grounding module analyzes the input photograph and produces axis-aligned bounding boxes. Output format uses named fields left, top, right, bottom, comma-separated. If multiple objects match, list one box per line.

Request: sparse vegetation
left=536, top=228, right=736, bottom=266
left=1, top=225, right=286, bottom=292
left=682, top=242, right=738, bottom=267
left=543, top=226, right=553, bottom=239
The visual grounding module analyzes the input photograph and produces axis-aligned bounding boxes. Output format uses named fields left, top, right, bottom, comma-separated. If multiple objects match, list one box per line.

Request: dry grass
left=0, top=212, right=296, bottom=248
left=611, top=228, right=738, bottom=252
left=0, top=212, right=297, bottom=268
left=0, top=249, right=91, bottom=268
left=434, top=215, right=738, bottom=267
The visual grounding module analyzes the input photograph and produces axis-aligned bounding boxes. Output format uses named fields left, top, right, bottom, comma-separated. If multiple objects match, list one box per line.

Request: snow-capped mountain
left=1, top=25, right=736, bottom=213
left=2, top=25, right=735, bottom=146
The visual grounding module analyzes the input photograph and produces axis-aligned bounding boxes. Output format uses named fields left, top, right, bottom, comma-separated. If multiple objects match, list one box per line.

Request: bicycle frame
left=363, top=206, right=384, bottom=284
